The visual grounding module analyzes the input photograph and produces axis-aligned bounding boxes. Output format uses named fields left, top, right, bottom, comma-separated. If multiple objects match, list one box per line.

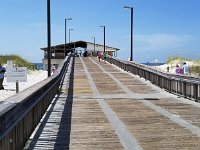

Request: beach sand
left=0, top=70, right=47, bottom=101
left=154, top=61, right=197, bottom=75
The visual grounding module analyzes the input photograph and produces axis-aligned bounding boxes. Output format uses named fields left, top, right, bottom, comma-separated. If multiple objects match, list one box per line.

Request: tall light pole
left=47, top=0, right=51, bottom=77
left=92, top=37, right=95, bottom=54
left=100, top=26, right=105, bottom=53
left=124, top=6, right=133, bottom=61
left=65, top=18, right=72, bottom=57
left=69, top=29, right=74, bottom=43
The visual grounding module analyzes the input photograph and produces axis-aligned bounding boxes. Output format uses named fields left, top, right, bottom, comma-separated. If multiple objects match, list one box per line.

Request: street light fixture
left=92, top=37, right=95, bottom=55
left=124, top=6, right=133, bottom=61
left=69, top=29, right=74, bottom=43
left=100, top=26, right=105, bottom=53
left=64, top=18, right=72, bottom=57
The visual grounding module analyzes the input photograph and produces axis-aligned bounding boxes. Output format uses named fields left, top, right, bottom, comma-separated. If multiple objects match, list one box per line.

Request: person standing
left=182, top=62, right=190, bottom=75
left=0, top=64, right=6, bottom=90
left=97, top=53, right=101, bottom=62
left=175, top=64, right=182, bottom=74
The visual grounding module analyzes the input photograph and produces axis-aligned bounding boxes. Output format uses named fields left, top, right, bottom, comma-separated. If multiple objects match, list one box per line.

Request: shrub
left=190, top=66, right=200, bottom=76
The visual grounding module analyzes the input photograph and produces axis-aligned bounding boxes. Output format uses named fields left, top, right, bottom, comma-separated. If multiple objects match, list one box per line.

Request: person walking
left=0, top=64, right=6, bottom=90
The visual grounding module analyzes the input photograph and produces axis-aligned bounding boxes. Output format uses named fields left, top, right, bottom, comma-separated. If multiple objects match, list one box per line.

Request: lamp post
left=69, top=29, right=74, bottom=43
left=92, top=37, right=95, bottom=54
left=124, top=6, right=133, bottom=61
left=65, top=18, right=72, bottom=57
left=47, top=0, right=51, bottom=77
left=100, top=26, right=105, bottom=53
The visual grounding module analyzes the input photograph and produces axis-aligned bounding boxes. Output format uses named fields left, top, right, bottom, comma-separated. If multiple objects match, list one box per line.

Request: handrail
left=0, top=55, right=72, bottom=150
left=106, top=56, right=200, bottom=101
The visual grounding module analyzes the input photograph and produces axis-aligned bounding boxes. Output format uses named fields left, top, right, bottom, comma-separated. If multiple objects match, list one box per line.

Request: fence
left=0, top=55, right=72, bottom=150
left=106, top=56, right=200, bottom=102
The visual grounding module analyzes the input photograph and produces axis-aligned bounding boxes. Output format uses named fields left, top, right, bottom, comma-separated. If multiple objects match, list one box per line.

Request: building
left=41, top=40, right=119, bottom=70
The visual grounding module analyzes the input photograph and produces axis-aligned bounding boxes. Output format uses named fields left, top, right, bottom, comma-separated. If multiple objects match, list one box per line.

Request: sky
left=0, top=0, right=200, bottom=63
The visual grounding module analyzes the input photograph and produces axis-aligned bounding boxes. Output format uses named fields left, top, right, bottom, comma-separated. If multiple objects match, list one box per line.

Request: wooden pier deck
left=26, top=57, right=200, bottom=150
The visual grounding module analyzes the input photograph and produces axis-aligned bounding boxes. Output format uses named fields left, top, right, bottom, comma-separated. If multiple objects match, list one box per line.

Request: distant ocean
left=142, top=62, right=165, bottom=66
left=33, top=63, right=43, bottom=70
left=32, top=62, right=164, bottom=70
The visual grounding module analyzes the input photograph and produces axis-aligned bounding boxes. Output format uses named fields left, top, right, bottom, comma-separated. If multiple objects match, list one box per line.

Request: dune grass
left=0, top=55, right=34, bottom=70
left=166, top=56, right=200, bottom=76
left=190, top=66, right=200, bottom=76
left=165, top=56, right=191, bottom=64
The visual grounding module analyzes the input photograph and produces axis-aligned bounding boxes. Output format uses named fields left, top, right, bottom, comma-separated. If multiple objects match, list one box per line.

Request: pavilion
left=41, top=40, right=120, bottom=69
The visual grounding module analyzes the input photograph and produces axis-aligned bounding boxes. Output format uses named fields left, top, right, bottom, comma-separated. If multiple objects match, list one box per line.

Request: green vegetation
left=165, top=56, right=190, bottom=64
left=194, top=59, right=200, bottom=64
left=0, top=55, right=34, bottom=70
left=190, top=66, right=200, bottom=76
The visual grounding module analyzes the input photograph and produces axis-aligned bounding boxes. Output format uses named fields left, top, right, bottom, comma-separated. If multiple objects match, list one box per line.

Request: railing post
left=194, top=84, right=198, bottom=102
left=183, top=81, right=187, bottom=98
left=0, top=117, right=5, bottom=131
left=169, top=79, right=172, bottom=93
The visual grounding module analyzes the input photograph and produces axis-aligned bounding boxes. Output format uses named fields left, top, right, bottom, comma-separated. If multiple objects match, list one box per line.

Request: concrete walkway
left=26, top=57, right=200, bottom=150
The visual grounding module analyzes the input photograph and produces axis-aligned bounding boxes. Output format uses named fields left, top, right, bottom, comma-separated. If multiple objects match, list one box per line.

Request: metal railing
left=0, top=55, right=72, bottom=150
left=106, top=56, right=200, bottom=101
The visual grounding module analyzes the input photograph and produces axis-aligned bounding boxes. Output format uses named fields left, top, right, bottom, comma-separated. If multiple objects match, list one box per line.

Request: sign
left=6, top=67, right=27, bottom=82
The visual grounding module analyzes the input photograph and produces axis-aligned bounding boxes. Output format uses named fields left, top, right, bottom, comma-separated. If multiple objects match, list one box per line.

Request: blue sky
left=0, top=0, right=200, bottom=63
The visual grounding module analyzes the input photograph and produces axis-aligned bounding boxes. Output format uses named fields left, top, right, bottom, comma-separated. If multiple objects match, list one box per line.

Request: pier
left=1, top=56, right=200, bottom=150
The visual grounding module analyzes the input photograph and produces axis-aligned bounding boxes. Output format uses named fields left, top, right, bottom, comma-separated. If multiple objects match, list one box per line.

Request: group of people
left=0, top=64, right=6, bottom=90
left=175, top=62, right=190, bottom=75
left=97, top=52, right=107, bottom=63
